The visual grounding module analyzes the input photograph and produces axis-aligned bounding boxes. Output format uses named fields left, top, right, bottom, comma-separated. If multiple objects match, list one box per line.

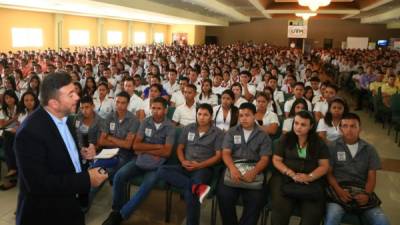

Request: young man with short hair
left=102, top=97, right=175, bottom=225
left=283, top=82, right=312, bottom=117
left=173, top=84, right=197, bottom=126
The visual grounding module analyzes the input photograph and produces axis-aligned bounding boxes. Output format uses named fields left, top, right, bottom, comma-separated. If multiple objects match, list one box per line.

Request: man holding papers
left=102, top=97, right=176, bottom=225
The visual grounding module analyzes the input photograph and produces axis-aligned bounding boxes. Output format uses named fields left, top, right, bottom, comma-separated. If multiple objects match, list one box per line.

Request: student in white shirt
left=282, top=98, right=307, bottom=134
left=317, top=97, right=349, bottom=142
left=93, top=82, right=115, bottom=119
left=213, top=89, right=239, bottom=132
left=212, top=73, right=227, bottom=95
left=254, top=92, right=280, bottom=136
left=163, top=69, right=180, bottom=95
left=231, top=82, right=248, bottom=108
left=313, top=83, right=338, bottom=122
left=171, top=77, right=189, bottom=107
left=137, top=83, right=163, bottom=121
left=239, top=71, right=256, bottom=101
left=172, top=84, right=197, bottom=126
left=196, top=79, right=218, bottom=107
left=284, top=82, right=312, bottom=117
left=123, top=77, right=143, bottom=117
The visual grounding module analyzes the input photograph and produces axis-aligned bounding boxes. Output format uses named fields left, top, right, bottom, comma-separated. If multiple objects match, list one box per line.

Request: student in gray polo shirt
left=103, top=97, right=175, bottom=225
left=158, top=103, right=224, bottom=225
left=88, top=91, right=140, bottom=210
left=217, top=102, right=272, bottom=225
left=325, top=113, right=390, bottom=225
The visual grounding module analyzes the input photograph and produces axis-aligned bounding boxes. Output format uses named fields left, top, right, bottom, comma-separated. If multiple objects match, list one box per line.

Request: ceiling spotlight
left=295, top=13, right=317, bottom=20
left=298, top=0, right=331, bottom=11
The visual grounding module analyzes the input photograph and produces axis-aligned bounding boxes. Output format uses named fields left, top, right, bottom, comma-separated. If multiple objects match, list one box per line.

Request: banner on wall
left=288, top=19, right=308, bottom=38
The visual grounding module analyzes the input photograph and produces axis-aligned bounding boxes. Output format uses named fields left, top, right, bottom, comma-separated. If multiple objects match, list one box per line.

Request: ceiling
left=0, top=0, right=399, bottom=28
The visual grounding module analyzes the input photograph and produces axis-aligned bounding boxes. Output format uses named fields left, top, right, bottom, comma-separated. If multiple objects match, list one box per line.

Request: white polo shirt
left=172, top=102, right=196, bottom=126
left=128, top=94, right=144, bottom=115
left=171, top=91, right=186, bottom=107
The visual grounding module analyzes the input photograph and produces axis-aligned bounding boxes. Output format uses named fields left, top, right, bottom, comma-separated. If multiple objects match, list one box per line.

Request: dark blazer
left=14, top=106, right=90, bottom=225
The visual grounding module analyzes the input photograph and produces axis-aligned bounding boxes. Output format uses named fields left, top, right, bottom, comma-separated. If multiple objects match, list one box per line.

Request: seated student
left=196, top=79, right=218, bottom=106
left=309, top=77, right=321, bottom=97
left=381, top=74, right=398, bottom=107
left=239, top=71, right=257, bottom=101
left=217, top=103, right=272, bottom=225
left=163, top=69, right=180, bottom=95
left=123, top=77, right=143, bottom=117
left=256, top=72, right=271, bottom=92
left=93, top=91, right=140, bottom=204
left=103, top=97, right=175, bottom=225
left=282, top=98, right=308, bottom=134
left=74, top=96, right=104, bottom=150
left=281, top=75, right=296, bottom=95
left=267, top=77, right=285, bottom=107
left=171, top=77, right=189, bottom=107
left=212, top=73, right=227, bottom=95
left=231, top=82, right=248, bottom=108
left=312, top=81, right=327, bottom=105
left=263, top=86, right=283, bottom=116
left=213, top=90, right=239, bottom=132
left=284, top=82, right=312, bottom=117
left=142, top=74, right=169, bottom=99
left=93, top=82, right=115, bottom=119
left=325, top=113, right=390, bottom=225
left=173, top=84, right=197, bottom=126
left=254, top=92, right=280, bottom=136
left=137, top=83, right=163, bottom=120
left=369, top=73, right=384, bottom=96
left=317, top=98, right=349, bottom=143
left=158, top=103, right=224, bottom=225
left=270, top=110, right=330, bottom=225
left=313, top=83, right=338, bottom=122
left=304, top=86, right=314, bottom=104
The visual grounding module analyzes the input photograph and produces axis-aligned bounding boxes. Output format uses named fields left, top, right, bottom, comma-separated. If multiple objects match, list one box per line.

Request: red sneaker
left=195, top=184, right=210, bottom=204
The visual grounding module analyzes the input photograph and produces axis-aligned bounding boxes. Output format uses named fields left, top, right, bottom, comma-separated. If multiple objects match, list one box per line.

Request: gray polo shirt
left=179, top=123, right=224, bottom=162
left=328, top=138, right=381, bottom=186
left=102, top=111, right=140, bottom=151
left=222, top=124, right=272, bottom=161
left=74, top=112, right=104, bottom=148
left=135, top=117, right=176, bottom=170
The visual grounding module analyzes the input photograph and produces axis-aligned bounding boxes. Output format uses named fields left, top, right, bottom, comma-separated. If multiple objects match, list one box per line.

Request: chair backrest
left=390, top=93, right=400, bottom=113
left=167, top=107, right=176, bottom=120
left=166, top=127, right=182, bottom=165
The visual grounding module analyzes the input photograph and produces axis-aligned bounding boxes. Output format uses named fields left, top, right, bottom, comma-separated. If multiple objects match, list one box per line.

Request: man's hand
left=336, top=188, right=352, bottom=203
left=292, top=173, right=311, bottom=184
left=229, top=167, right=242, bottom=184
left=241, top=170, right=258, bottom=183
left=81, top=144, right=96, bottom=160
left=354, top=193, right=369, bottom=206
left=88, top=167, right=108, bottom=187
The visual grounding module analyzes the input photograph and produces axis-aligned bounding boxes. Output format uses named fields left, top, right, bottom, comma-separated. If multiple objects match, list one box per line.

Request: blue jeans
left=324, top=202, right=390, bottom=225
left=87, top=149, right=134, bottom=209
left=112, top=160, right=159, bottom=219
left=158, top=165, right=213, bottom=225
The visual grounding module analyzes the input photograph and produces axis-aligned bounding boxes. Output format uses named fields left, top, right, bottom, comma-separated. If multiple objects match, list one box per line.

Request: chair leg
left=211, top=197, right=218, bottom=225
left=165, top=189, right=172, bottom=223
left=396, top=130, right=399, bottom=143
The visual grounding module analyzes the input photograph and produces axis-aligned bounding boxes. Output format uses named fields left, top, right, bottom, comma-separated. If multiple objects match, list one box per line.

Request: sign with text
left=288, top=25, right=308, bottom=38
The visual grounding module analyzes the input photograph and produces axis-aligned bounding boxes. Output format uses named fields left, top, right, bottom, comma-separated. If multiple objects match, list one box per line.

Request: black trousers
left=3, top=131, right=17, bottom=171
left=217, top=176, right=266, bottom=225
left=269, top=174, right=325, bottom=225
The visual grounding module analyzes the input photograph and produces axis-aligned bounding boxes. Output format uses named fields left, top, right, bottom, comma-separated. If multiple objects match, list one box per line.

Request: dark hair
left=73, top=81, right=82, bottom=97
left=80, top=95, right=94, bottom=105
left=179, top=77, right=189, bottom=83
left=197, top=103, right=213, bottom=116
left=149, top=83, right=163, bottom=94
left=310, top=77, right=320, bottom=83
left=304, top=86, right=314, bottom=101
left=341, top=112, right=361, bottom=126
left=288, top=98, right=308, bottom=118
left=2, top=90, right=19, bottom=118
left=83, top=77, right=97, bottom=97
left=231, top=82, right=242, bottom=92
left=239, top=70, right=251, bottom=78
left=97, top=82, right=109, bottom=90
left=17, top=91, right=39, bottom=114
left=324, top=98, right=349, bottom=127
left=27, top=75, right=41, bottom=96
left=151, top=96, right=168, bottom=108
left=294, top=82, right=305, bottom=89
left=200, top=79, right=213, bottom=99
left=116, top=91, right=131, bottom=102
left=326, top=83, right=338, bottom=93
left=221, top=89, right=235, bottom=100
left=5, top=76, right=17, bottom=91
left=40, top=72, right=72, bottom=106
left=282, top=110, right=320, bottom=157
left=239, top=102, right=256, bottom=114
left=185, top=84, right=197, bottom=92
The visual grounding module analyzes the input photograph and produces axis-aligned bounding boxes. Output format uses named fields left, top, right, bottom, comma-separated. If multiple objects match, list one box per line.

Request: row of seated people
left=66, top=87, right=389, bottom=225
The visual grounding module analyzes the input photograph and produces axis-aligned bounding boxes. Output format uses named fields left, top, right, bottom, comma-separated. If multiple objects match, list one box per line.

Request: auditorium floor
left=0, top=110, right=399, bottom=225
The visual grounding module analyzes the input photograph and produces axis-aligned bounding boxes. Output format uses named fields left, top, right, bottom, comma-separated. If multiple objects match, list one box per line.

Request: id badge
left=234, top=135, right=241, bottom=144
left=75, top=120, right=80, bottom=128
left=110, top=122, right=116, bottom=132
left=337, top=152, right=346, bottom=161
left=188, top=132, right=195, bottom=141
left=145, top=128, right=152, bottom=137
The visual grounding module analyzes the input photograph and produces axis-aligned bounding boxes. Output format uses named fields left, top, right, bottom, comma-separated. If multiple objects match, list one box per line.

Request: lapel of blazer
left=38, top=107, right=78, bottom=171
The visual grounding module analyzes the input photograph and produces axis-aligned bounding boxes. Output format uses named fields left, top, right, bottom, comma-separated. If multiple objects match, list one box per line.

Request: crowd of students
left=0, top=43, right=397, bottom=225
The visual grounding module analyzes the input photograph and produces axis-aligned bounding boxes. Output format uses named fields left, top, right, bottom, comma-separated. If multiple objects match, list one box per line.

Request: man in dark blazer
left=14, top=72, right=108, bottom=225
